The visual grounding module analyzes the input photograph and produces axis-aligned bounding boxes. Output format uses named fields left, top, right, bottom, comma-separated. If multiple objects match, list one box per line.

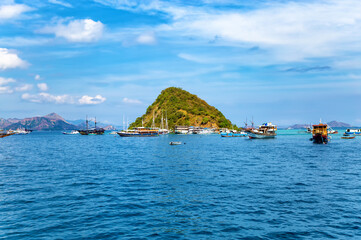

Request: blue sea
left=1, top=130, right=361, bottom=239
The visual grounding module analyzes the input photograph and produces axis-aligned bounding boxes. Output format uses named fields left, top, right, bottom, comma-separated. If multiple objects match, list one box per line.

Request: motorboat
left=248, top=123, right=277, bottom=139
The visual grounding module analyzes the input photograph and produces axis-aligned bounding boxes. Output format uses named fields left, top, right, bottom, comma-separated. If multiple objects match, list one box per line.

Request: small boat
left=63, top=130, right=79, bottom=135
left=78, top=116, right=105, bottom=135
left=248, top=122, right=277, bottom=139
left=344, top=128, right=361, bottom=135
left=221, top=130, right=247, bottom=137
left=117, top=127, right=159, bottom=137
left=327, top=127, right=338, bottom=134
left=341, top=134, right=355, bottom=139
left=11, top=128, right=31, bottom=135
left=169, top=141, right=182, bottom=145
left=310, top=122, right=329, bottom=144
left=0, top=130, right=15, bottom=138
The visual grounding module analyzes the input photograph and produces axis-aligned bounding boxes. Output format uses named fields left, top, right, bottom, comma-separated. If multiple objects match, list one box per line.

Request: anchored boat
left=78, top=116, right=105, bottom=135
left=0, top=130, right=15, bottom=138
left=248, top=122, right=277, bottom=139
left=221, top=130, right=247, bottom=137
left=117, top=127, right=159, bottom=137
left=341, top=134, right=355, bottom=139
left=311, top=123, right=329, bottom=144
left=344, top=128, right=361, bottom=135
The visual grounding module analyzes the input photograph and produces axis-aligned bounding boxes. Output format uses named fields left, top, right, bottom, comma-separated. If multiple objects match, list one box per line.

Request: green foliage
left=129, top=87, right=235, bottom=130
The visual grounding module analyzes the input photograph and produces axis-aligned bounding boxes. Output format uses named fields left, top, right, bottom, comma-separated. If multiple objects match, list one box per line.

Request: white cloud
left=0, top=76, right=16, bottom=94
left=21, top=92, right=106, bottom=105
left=37, top=83, right=48, bottom=91
left=0, top=86, right=13, bottom=94
left=0, top=76, right=15, bottom=85
left=15, top=84, right=32, bottom=92
left=0, top=3, right=33, bottom=20
left=34, top=74, right=41, bottom=80
left=48, top=0, right=72, bottom=8
left=78, top=95, right=106, bottom=104
left=178, top=53, right=211, bottom=64
left=41, top=19, right=104, bottom=42
left=21, top=92, right=75, bottom=104
left=0, top=48, right=28, bottom=70
left=136, top=32, right=156, bottom=45
left=166, top=0, right=361, bottom=61
left=122, top=97, right=142, bottom=104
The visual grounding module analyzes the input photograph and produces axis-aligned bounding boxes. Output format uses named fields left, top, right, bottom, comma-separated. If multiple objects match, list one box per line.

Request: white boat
left=327, top=127, right=338, bottom=134
left=63, top=130, right=79, bottom=135
left=12, top=128, right=31, bottom=135
left=344, top=129, right=361, bottom=135
left=169, top=141, right=182, bottom=145
left=248, top=122, right=277, bottom=139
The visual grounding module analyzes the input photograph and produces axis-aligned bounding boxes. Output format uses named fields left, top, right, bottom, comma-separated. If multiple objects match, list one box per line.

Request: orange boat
left=311, top=123, right=329, bottom=144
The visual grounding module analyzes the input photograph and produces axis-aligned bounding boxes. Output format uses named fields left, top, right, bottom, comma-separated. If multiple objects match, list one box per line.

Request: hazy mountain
left=3, top=113, right=77, bottom=131
left=327, top=121, right=351, bottom=128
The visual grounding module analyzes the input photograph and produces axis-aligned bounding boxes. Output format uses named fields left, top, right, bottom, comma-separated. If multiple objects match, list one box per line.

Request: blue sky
left=1, top=0, right=361, bottom=126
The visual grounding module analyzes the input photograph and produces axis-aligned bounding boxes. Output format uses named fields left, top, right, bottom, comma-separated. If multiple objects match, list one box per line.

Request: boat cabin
left=258, top=123, right=277, bottom=133
left=312, top=124, right=328, bottom=136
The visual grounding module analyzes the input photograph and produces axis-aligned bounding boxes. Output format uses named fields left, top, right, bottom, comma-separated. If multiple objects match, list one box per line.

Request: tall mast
left=94, top=117, right=97, bottom=129
left=152, top=111, right=155, bottom=129
left=127, top=117, right=129, bottom=130
left=165, top=111, right=168, bottom=130
left=161, top=111, right=164, bottom=129
left=86, top=115, right=88, bottom=131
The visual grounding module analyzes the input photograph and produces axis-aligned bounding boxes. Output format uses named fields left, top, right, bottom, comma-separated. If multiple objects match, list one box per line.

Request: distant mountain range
left=0, top=113, right=119, bottom=131
left=288, top=121, right=352, bottom=129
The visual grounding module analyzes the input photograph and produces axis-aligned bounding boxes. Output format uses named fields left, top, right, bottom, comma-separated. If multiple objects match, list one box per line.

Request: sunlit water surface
left=1, top=130, right=361, bottom=239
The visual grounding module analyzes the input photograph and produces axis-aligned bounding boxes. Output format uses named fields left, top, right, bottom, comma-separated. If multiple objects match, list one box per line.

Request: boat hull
left=221, top=133, right=247, bottom=137
left=117, top=132, right=159, bottom=137
left=248, top=132, right=276, bottom=139
left=312, top=134, right=329, bottom=144
left=78, top=129, right=105, bottom=135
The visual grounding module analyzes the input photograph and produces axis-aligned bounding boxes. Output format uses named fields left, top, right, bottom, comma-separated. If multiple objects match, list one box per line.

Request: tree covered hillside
left=129, top=87, right=234, bottom=130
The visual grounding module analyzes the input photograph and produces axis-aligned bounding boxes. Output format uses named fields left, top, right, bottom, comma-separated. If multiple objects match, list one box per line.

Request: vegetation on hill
left=129, top=87, right=235, bottom=130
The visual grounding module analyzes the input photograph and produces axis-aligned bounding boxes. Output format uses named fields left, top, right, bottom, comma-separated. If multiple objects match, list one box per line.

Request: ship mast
left=152, top=111, right=155, bottom=129
left=161, top=111, right=164, bottom=129
left=94, top=117, right=97, bottom=129
left=165, top=111, right=168, bottom=130
left=86, top=115, right=88, bottom=131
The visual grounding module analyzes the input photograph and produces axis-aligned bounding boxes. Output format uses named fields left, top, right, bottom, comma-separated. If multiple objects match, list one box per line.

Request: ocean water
left=1, top=130, right=361, bottom=239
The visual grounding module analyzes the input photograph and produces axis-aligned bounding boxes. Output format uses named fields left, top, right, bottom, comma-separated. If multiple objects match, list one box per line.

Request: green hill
left=129, top=87, right=234, bottom=130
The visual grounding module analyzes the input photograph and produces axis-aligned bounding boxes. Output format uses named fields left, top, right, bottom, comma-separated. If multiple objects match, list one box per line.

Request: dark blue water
left=1, top=131, right=361, bottom=239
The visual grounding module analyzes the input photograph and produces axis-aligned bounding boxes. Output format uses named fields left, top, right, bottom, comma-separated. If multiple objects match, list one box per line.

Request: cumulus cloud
left=0, top=48, right=28, bottom=70
left=21, top=92, right=106, bottom=105
left=0, top=86, right=13, bottom=94
left=37, top=83, right=48, bottom=91
left=15, top=84, right=32, bottom=92
left=34, top=74, right=41, bottom=80
left=0, top=76, right=16, bottom=85
left=0, top=3, right=33, bottom=20
left=0, top=77, right=15, bottom=94
left=41, top=19, right=104, bottom=42
left=78, top=95, right=106, bottom=105
left=122, top=97, right=142, bottom=104
left=22, top=92, right=74, bottom=104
